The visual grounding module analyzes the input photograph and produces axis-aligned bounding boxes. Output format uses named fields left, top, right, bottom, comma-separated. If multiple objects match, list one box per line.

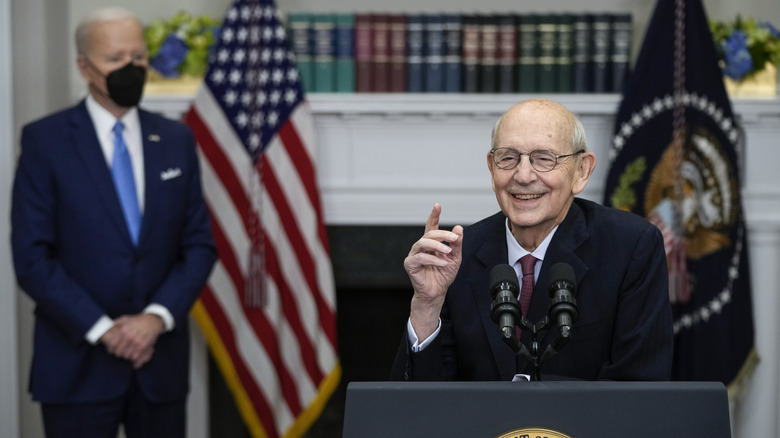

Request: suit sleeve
left=143, top=126, right=217, bottom=327
left=11, top=125, right=108, bottom=344
left=391, top=308, right=459, bottom=381
left=597, top=224, right=674, bottom=380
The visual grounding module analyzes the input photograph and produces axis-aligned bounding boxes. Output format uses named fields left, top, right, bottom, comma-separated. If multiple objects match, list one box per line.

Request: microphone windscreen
left=489, top=264, right=519, bottom=297
left=548, top=263, right=576, bottom=292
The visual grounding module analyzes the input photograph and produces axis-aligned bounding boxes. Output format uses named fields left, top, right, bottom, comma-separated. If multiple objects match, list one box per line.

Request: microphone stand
left=497, top=316, right=573, bottom=381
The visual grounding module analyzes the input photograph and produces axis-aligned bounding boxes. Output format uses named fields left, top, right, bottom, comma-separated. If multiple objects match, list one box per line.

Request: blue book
left=443, top=14, right=463, bottom=93
left=591, top=13, right=612, bottom=93
left=406, top=14, right=425, bottom=92
left=573, top=13, right=592, bottom=93
left=424, top=14, right=445, bottom=92
left=610, top=13, right=632, bottom=93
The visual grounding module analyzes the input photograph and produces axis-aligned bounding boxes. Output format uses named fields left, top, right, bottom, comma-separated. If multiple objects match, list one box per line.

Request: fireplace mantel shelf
left=141, top=93, right=780, bottom=226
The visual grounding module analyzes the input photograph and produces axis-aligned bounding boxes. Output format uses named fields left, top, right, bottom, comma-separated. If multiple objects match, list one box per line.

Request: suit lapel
left=529, top=200, right=590, bottom=349
left=70, top=101, right=133, bottom=244
left=138, top=110, right=163, bottom=248
left=470, top=213, right=518, bottom=381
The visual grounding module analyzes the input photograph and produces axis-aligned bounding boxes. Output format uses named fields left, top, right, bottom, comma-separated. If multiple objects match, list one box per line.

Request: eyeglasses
left=490, top=148, right=585, bottom=172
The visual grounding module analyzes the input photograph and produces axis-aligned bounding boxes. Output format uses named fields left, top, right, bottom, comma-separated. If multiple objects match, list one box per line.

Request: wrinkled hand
left=100, top=313, right=165, bottom=369
left=404, top=203, right=463, bottom=340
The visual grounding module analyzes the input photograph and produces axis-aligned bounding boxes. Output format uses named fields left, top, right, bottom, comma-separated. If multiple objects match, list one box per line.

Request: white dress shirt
left=407, top=219, right=559, bottom=352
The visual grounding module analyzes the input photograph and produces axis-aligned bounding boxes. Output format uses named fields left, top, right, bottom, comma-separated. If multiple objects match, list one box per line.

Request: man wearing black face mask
left=10, top=7, right=216, bottom=438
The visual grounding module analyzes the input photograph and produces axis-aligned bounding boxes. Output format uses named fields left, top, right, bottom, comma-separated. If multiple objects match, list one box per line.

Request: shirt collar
left=505, top=217, right=558, bottom=265
left=85, top=94, right=140, bottom=142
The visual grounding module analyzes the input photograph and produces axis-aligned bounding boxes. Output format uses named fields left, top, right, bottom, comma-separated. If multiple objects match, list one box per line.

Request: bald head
left=491, top=98, right=587, bottom=154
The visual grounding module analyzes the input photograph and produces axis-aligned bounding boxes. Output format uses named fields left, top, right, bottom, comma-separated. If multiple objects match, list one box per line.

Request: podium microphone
left=547, top=263, right=578, bottom=338
left=489, top=264, right=522, bottom=339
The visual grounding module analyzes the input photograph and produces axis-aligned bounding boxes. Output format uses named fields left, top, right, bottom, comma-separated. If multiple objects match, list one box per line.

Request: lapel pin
left=148, top=134, right=161, bottom=142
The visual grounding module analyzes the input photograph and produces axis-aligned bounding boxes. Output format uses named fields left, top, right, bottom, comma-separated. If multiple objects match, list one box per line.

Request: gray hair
left=75, top=7, right=139, bottom=55
left=490, top=109, right=589, bottom=153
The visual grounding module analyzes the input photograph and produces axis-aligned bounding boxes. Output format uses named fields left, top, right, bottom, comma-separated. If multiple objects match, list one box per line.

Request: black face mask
left=104, top=61, right=147, bottom=107
left=86, top=58, right=147, bottom=107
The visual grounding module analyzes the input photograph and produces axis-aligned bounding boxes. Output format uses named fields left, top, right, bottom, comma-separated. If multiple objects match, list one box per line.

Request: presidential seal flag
left=603, top=0, right=757, bottom=393
left=183, top=0, right=340, bottom=436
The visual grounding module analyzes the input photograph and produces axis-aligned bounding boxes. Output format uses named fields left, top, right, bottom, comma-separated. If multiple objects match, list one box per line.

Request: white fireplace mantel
left=142, top=92, right=780, bottom=437
left=142, top=93, right=780, bottom=227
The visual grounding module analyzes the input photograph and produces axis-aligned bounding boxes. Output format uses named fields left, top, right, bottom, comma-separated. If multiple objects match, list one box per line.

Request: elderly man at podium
left=391, top=98, right=673, bottom=382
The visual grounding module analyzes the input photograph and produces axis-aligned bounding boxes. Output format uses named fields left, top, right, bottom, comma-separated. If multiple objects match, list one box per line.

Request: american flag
left=183, top=0, right=340, bottom=436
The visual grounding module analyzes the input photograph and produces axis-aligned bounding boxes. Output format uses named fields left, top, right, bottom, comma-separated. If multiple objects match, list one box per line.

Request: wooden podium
left=343, top=381, right=731, bottom=438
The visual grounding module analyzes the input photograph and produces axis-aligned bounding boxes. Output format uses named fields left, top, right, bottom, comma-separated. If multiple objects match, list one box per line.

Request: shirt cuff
left=407, top=317, right=441, bottom=352
left=143, top=303, right=175, bottom=332
left=85, top=315, right=114, bottom=345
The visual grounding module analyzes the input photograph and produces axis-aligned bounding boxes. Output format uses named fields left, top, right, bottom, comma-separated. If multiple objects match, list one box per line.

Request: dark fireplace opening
left=209, top=225, right=424, bottom=438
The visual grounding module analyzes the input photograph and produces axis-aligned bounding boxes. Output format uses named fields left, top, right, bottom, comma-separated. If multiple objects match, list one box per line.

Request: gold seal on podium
left=495, top=427, right=573, bottom=438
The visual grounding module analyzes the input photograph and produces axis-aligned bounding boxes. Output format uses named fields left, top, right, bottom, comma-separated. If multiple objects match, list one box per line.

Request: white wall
left=0, top=0, right=18, bottom=435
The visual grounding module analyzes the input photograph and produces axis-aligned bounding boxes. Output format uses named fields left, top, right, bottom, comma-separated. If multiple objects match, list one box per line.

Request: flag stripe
left=193, top=106, right=319, bottom=424
left=279, top=109, right=337, bottom=310
left=262, top=231, right=325, bottom=388
left=259, top=180, right=338, bottom=378
left=261, top=155, right=337, bottom=347
left=187, top=2, right=340, bottom=436
left=196, top=287, right=277, bottom=437
left=186, top=108, right=255, bottom=234
left=265, top=113, right=337, bottom=314
left=208, top=211, right=303, bottom=420
left=277, top=121, right=330, bottom=251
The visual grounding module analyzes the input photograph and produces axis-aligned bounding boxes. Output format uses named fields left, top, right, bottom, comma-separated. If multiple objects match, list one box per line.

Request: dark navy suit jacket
left=11, top=100, right=217, bottom=403
left=392, top=198, right=673, bottom=381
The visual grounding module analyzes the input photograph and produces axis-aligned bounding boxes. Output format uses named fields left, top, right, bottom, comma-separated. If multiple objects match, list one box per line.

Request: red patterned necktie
left=516, top=254, right=537, bottom=338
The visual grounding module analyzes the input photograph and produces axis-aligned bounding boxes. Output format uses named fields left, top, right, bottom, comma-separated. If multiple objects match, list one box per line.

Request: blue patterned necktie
left=112, top=121, right=141, bottom=245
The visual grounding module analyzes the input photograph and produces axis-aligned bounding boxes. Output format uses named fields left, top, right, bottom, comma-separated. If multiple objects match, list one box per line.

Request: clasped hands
left=100, top=313, right=165, bottom=369
left=404, top=203, right=464, bottom=341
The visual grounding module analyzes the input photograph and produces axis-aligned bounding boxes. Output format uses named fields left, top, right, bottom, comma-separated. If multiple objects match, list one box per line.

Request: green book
left=312, top=13, right=337, bottom=92
left=537, top=14, right=558, bottom=93
left=334, top=13, right=355, bottom=93
left=557, top=14, right=575, bottom=93
left=517, top=14, right=539, bottom=93
left=288, top=12, right=314, bottom=93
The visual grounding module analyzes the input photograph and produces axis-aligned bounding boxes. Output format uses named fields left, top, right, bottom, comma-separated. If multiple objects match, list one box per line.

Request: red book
left=388, top=14, right=407, bottom=92
left=371, top=13, right=391, bottom=92
left=355, top=13, right=374, bottom=92
left=497, top=15, right=518, bottom=93
left=462, top=15, right=481, bottom=93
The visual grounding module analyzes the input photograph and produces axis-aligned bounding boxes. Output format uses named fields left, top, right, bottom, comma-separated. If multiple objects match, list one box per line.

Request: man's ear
left=572, top=151, right=596, bottom=195
left=76, top=54, right=91, bottom=82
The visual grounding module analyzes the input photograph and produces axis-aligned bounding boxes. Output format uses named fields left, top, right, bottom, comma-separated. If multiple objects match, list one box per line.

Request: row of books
left=286, top=12, right=633, bottom=94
